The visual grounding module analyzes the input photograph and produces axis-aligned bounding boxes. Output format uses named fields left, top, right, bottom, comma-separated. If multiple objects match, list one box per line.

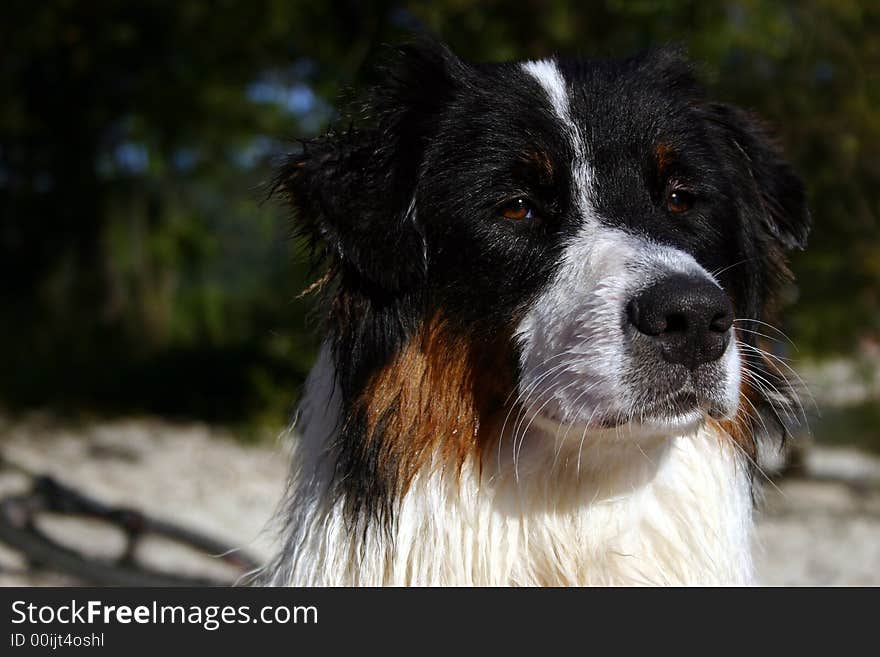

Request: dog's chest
left=380, top=434, right=753, bottom=585
left=273, top=408, right=754, bottom=586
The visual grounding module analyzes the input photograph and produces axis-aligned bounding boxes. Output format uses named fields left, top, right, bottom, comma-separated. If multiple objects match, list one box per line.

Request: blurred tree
left=0, top=0, right=392, bottom=422
left=0, top=0, right=877, bottom=425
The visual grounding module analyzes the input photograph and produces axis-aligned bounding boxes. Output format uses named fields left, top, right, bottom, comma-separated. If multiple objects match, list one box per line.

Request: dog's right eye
left=498, top=198, right=537, bottom=221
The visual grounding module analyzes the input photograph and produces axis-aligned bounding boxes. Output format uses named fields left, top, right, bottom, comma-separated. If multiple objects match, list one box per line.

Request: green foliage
left=1, top=0, right=878, bottom=428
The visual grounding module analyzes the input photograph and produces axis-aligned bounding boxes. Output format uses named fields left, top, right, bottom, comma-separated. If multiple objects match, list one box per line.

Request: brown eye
left=666, top=188, right=694, bottom=214
left=499, top=198, right=536, bottom=220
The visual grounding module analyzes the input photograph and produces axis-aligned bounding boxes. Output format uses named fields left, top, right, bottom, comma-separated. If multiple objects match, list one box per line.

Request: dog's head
left=279, top=41, right=809, bottom=515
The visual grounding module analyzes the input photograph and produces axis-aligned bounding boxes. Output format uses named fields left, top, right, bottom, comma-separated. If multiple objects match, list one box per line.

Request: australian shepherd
left=264, top=40, right=810, bottom=586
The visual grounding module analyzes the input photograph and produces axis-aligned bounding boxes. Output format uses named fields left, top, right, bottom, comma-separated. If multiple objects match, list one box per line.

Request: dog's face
left=281, top=41, right=809, bottom=483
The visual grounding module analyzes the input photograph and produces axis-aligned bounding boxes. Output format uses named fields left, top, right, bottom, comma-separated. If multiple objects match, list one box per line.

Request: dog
left=264, top=40, right=810, bottom=586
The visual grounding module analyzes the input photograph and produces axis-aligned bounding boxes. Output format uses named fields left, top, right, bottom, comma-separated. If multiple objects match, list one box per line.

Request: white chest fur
left=267, top=350, right=755, bottom=586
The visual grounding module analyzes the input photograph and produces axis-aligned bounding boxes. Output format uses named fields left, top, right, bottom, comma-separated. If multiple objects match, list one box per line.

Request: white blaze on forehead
left=520, top=58, right=593, bottom=217
left=521, top=59, right=572, bottom=127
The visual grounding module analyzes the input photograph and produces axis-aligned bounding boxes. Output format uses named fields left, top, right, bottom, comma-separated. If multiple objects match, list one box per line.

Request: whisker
left=732, top=318, right=797, bottom=349
left=733, top=326, right=785, bottom=343
left=716, top=420, right=787, bottom=500
left=741, top=366, right=804, bottom=427
left=499, top=350, right=576, bottom=408
left=510, top=364, right=575, bottom=453
left=575, top=403, right=604, bottom=479
left=710, top=257, right=754, bottom=280
left=739, top=391, right=773, bottom=443
left=550, top=379, right=603, bottom=471
left=740, top=370, right=796, bottom=429
left=516, top=376, right=605, bottom=477
left=554, top=380, right=605, bottom=441
left=513, top=377, right=585, bottom=481
left=496, top=357, right=574, bottom=475
left=738, top=341, right=817, bottom=416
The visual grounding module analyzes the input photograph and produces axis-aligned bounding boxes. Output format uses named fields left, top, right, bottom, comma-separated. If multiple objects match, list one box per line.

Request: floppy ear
left=705, top=103, right=811, bottom=250
left=278, top=40, right=467, bottom=293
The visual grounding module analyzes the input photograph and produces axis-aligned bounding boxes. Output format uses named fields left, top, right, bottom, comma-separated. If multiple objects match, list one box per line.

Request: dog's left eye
left=666, top=188, right=694, bottom=214
left=499, top=198, right=536, bottom=220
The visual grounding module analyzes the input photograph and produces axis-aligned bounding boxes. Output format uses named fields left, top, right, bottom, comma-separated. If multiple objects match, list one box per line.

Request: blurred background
left=0, top=0, right=878, bottom=585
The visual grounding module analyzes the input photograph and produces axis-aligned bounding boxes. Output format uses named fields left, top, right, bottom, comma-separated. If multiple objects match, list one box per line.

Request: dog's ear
left=705, top=103, right=811, bottom=251
left=278, top=40, right=468, bottom=293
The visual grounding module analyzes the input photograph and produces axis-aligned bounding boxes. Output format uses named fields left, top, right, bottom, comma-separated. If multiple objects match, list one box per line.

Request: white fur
left=521, top=59, right=572, bottom=135
left=267, top=355, right=754, bottom=586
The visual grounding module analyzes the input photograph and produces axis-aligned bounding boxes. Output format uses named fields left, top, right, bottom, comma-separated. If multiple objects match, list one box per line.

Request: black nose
left=626, top=273, right=734, bottom=370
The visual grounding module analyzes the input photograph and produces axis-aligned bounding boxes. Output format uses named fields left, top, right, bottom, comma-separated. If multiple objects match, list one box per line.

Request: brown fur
left=523, top=148, right=555, bottom=185
left=654, top=141, right=674, bottom=174
left=356, top=314, right=515, bottom=497
left=715, top=384, right=760, bottom=459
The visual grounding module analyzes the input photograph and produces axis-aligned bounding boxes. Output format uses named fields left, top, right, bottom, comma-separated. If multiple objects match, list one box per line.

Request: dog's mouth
left=530, top=385, right=720, bottom=440
left=636, top=388, right=723, bottom=420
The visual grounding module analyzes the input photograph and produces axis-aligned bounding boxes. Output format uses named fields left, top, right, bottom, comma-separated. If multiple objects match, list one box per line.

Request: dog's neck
left=267, top=343, right=755, bottom=586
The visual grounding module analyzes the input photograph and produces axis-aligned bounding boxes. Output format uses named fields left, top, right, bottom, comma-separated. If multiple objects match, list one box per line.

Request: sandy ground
left=0, top=413, right=878, bottom=586
left=0, top=414, right=287, bottom=586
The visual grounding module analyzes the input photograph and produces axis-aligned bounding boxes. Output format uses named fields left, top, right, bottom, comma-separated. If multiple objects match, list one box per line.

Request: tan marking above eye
left=523, top=148, right=555, bottom=184
left=655, top=142, right=674, bottom=172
